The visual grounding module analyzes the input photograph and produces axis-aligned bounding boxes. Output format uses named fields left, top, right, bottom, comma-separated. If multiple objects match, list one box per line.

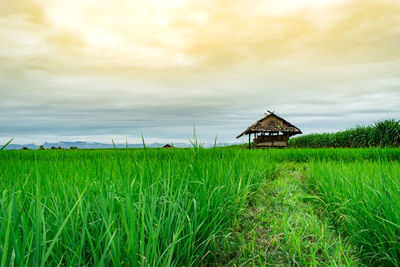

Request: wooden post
left=248, top=134, right=251, bottom=149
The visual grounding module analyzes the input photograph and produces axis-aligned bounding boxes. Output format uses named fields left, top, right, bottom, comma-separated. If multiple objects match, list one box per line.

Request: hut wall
left=253, top=133, right=289, bottom=148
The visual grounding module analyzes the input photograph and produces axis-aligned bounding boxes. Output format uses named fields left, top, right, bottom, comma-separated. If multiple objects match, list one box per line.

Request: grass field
left=307, top=161, right=400, bottom=266
left=1, top=147, right=399, bottom=266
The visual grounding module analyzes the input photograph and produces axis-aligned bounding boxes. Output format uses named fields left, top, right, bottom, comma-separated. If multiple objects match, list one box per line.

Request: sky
left=1, top=0, right=400, bottom=145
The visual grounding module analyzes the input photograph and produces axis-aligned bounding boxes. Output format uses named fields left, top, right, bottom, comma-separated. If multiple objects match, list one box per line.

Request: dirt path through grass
left=220, top=163, right=360, bottom=266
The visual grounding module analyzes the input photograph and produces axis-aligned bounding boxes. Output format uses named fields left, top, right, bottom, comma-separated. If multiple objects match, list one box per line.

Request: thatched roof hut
left=237, top=111, right=302, bottom=148
left=162, top=144, right=174, bottom=149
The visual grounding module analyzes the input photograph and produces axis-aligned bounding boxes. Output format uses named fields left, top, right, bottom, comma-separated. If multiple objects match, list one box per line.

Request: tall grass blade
left=1, top=201, right=13, bottom=267
left=40, top=189, right=86, bottom=267
left=0, top=138, right=14, bottom=151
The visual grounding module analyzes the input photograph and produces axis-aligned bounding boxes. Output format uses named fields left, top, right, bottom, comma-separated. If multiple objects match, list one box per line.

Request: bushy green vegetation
left=289, top=119, right=400, bottom=148
left=306, top=161, right=400, bottom=266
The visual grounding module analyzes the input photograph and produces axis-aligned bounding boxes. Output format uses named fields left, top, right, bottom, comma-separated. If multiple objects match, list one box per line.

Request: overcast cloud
left=1, top=0, right=399, bottom=144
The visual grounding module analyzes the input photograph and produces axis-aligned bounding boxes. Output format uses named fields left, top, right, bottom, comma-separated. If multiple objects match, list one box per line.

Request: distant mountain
left=3, top=141, right=242, bottom=150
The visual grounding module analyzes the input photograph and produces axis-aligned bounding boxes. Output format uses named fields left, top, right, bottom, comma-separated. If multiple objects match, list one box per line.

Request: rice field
left=307, top=161, right=400, bottom=266
left=0, top=148, right=275, bottom=266
left=0, top=147, right=399, bottom=266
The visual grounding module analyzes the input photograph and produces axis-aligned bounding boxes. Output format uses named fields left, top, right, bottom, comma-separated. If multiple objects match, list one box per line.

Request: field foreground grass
left=0, top=147, right=399, bottom=266
left=0, top=148, right=275, bottom=266
left=221, top=163, right=359, bottom=266
left=307, top=161, right=400, bottom=266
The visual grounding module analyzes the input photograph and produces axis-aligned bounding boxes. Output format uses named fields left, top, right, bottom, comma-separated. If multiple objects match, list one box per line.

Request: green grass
left=1, top=147, right=400, bottom=266
left=221, top=163, right=359, bottom=266
left=0, top=148, right=275, bottom=266
left=306, top=161, right=400, bottom=266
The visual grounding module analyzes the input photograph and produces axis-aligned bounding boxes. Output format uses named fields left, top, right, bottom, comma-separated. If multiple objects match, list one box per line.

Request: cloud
left=2, top=0, right=400, bottom=76
left=0, top=0, right=47, bottom=25
left=168, top=0, right=400, bottom=70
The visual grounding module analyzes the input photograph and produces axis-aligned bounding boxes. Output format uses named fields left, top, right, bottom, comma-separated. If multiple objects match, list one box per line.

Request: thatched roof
left=237, top=112, right=302, bottom=138
left=162, top=144, right=174, bottom=148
